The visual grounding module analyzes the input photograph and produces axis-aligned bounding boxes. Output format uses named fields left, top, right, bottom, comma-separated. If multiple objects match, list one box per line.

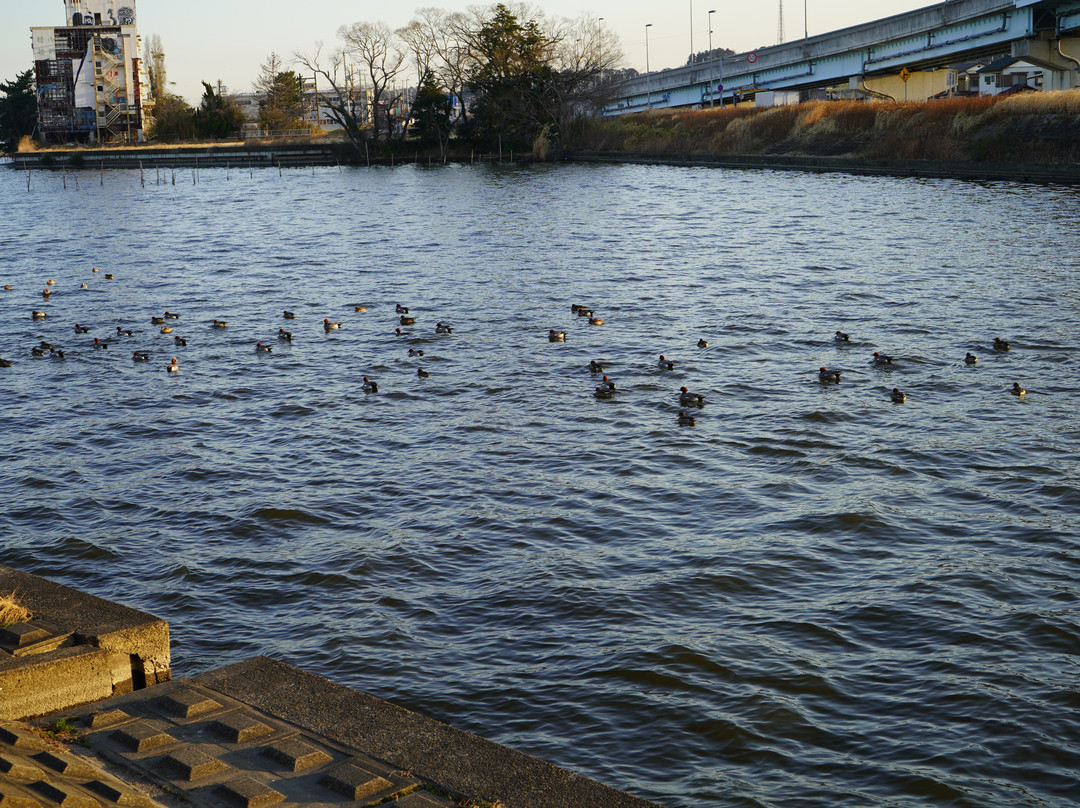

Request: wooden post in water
left=172, top=169, right=176, bottom=185
left=195, top=154, right=200, bottom=182
left=140, top=161, right=144, bottom=187
left=26, top=168, right=31, bottom=192
left=226, top=161, right=230, bottom=180
left=365, top=142, right=370, bottom=167
left=100, top=162, right=104, bottom=185
left=63, top=170, right=67, bottom=189
left=249, top=161, right=253, bottom=178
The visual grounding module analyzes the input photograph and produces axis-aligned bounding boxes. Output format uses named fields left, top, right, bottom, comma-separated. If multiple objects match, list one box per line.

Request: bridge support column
left=1012, top=33, right=1080, bottom=90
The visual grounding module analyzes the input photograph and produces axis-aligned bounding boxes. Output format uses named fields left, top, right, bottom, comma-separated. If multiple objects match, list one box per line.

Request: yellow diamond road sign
left=900, top=68, right=911, bottom=83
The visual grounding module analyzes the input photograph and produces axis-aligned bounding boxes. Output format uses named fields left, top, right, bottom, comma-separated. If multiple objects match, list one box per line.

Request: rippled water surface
left=2, top=161, right=1078, bottom=807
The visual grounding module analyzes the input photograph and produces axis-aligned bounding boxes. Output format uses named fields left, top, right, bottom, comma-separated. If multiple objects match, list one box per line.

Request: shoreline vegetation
left=6, top=91, right=1079, bottom=181
left=566, top=90, right=1080, bottom=165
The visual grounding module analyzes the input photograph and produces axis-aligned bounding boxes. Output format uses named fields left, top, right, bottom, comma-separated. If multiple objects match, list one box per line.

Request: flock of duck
left=2, top=274, right=1029, bottom=416
left=2, top=271, right=473, bottom=391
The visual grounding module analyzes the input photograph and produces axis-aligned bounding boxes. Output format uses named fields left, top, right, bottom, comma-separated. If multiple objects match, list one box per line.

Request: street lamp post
left=689, top=1, right=694, bottom=62
left=645, top=23, right=653, bottom=109
left=708, top=9, right=715, bottom=108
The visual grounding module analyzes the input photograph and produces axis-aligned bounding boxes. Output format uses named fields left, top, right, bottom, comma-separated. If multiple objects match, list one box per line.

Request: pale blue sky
left=3, top=1, right=933, bottom=102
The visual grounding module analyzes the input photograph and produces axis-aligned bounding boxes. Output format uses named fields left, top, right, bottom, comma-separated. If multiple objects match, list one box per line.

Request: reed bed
left=571, top=90, right=1080, bottom=164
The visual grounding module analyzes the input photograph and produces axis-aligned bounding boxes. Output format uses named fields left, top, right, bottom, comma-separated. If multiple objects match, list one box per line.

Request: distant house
left=952, top=60, right=992, bottom=95
left=977, top=56, right=1067, bottom=96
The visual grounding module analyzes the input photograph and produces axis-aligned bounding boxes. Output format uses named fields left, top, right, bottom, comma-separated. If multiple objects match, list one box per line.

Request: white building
left=977, top=56, right=1069, bottom=96
left=31, top=1, right=154, bottom=143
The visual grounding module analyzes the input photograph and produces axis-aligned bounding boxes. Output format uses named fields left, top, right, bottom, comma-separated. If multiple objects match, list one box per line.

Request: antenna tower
left=777, top=0, right=785, bottom=44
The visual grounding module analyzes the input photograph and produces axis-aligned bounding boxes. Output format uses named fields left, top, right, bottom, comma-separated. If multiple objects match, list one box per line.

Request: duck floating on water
left=400, top=315, right=416, bottom=325
left=41, top=288, right=50, bottom=298
left=46, top=279, right=55, bottom=286
left=0, top=358, right=11, bottom=368
left=396, top=303, right=410, bottom=314
left=160, top=326, right=173, bottom=334
left=589, top=316, right=604, bottom=325
left=872, top=351, right=893, bottom=365
left=355, top=305, right=367, bottom=312
left=174, top=336, right=187, bottom=346
left=324, top=318, right=341, bottom=331
left=994, top=337, right=1010, bottom=352
left=965, top=352, right=978, bottom=365
left=577, top=308, right=594, bottom=318
left=589, top=359, right=604, bottom=373
left=212, top=319, right=227, bottom=329
left=435, top=322, right=453, bottom=334
left=283, top=310, right=295, bottom=319
left=116, top=327, right=133, bottom=337
left=395, top=327, right=409, bottom=336
left=133, top=351, right=150, bottom=362
left=31, top=310, right=46, bottom=320
left=571, top=303, right=587, bottom=313
left=164, top=311, right=180, bottom=319
left=818, top=367, right=841, bottom=383
left=74, top=324, right=90, bottom=334
left=834, top=330, right=851, bottom=343
left=697, top=339, right=709, bottom=348
left=549, top=329, right=566, bottom=342
left=362, top=376, right=379, bottom=393
left=1011, top=382, right=1025, bottom=397
left=31, top=346, right=47, bottom=357
left=677, top=410, right=696, bottom=425
left=93, top=338, right=108, bottom=349
left=597, top=375, right=616, bottom=392
left=278, top=329, right=292, bottom=341
left=50, top=348, right=65, bottom=360
left=658, top=355, right=675, bottom=371
left=104, top=273, right=114, bottom=279
left=255, top=342, right=272, bottom=353
left=151, top=316, right=166, bottom=325
left=167, top=357, right=179, bottom=373
left=417, top=367, right=430, bottom=378
left=408, top=348, right=424, bottom=357
left=890, top=388, right=906, bottom=403
left=80, top=283, right=88, bottom=289
left=679, top=386, right=705, bottom=406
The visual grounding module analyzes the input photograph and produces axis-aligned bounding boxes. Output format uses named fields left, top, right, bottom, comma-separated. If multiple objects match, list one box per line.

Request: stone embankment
left=0, top=566, right=661, bottom=808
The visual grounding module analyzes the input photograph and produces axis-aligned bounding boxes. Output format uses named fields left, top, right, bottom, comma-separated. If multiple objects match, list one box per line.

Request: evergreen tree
left=0, top=70, right=38, bottom=152
left=467, top=4, right=556, bottom=150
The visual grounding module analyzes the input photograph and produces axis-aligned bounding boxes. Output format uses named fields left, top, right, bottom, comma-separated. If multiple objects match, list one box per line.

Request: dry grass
left=0, top=591, right=32, bottom=626
left=575, top=90, right=1080, bottom=164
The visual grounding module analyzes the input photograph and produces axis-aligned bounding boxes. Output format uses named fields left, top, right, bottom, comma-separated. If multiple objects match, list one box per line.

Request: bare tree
left=338, top=21, right=406, bottom=146
left=144, top=33, right=166, bottom=101
left=294, top=43, right=366, bottom=154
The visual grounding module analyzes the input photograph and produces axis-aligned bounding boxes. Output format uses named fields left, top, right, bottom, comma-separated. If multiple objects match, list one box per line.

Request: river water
left=1, top=161, right=1077, bottom=807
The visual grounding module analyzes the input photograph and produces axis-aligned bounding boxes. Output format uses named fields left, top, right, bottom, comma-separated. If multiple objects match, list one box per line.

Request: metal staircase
left=93, top=37, right=130, bottom=138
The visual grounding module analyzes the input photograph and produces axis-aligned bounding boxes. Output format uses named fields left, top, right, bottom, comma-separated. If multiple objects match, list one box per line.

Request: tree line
left=296, top=2, right=623, bottom=158
left=1, top=2, right=625, bottom=156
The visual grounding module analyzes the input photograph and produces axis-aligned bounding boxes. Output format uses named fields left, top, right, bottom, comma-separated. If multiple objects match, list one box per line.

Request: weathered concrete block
left=0, top=648, right=119, bottom=721
left=213, top=776, right=283, bottom=808
left=0, top=567, right=170, bottom=721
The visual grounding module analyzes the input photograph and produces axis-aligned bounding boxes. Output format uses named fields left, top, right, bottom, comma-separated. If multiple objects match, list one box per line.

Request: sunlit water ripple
left=1, top=161, right=1078, bottom=807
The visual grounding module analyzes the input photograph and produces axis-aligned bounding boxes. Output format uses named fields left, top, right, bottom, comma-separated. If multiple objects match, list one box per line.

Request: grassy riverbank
left=569, top=90, right=1080, bottom=164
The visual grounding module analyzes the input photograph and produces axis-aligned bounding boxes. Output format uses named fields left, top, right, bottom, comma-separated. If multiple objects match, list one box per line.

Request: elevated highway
left=607, top=0, right=1080, bottom=113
